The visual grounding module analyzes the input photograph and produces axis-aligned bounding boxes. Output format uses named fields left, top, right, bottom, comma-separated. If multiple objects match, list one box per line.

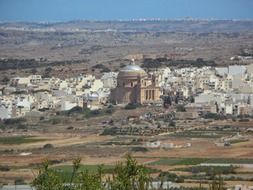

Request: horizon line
left=1, top=18, right=253, bottom=24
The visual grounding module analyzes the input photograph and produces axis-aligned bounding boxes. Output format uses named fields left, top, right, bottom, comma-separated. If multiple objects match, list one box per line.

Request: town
left=1, top=60, right=253, bottom=120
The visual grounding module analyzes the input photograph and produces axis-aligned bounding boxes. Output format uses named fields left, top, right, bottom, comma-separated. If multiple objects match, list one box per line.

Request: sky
left=0, top=0, right=253, bottom=22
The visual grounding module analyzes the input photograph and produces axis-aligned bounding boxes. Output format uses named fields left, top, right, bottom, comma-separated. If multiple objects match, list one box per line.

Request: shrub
left=45, top=67, right=52, bottom=73
left=158, top=171, right=184, bottom=183
left=90, top=110, right=101, bottom=116
left=66, top=126, right=74, bottom=130
left=0, top=124, right=6, bottom=130
left=176, top=105, right=186, bottom=112
left=50, top=118, right=61, bottom=125
left=105, top=108, right=114, bottom=114
left=68, top=106, right=83, bottom=114
left=2, top=76, right=10, bottom=83
left=43, top=144, right=54, bottom=149
left=131, top=147, right=148, bottom=152
left=124, top=103, right=141, bottom=110
left=101, top=127, right=118, bottom=135
left=203, top=113, right=226, bottom=120
left=15, top=178, right=26, bottom=185
left=17, top=124, right=27, bottom=130
left=100, top=67, right=111, bottom=73
left=33, top=155, right=151, bottom=190
left=3, top=118, right=26, bottom=125
left=0, top=165, right=10, bottom=171
left=169, top=120, right=176, bottom=127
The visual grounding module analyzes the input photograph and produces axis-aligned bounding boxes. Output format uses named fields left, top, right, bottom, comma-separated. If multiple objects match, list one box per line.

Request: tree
left=2, top=76, right=10, bottom=83
left=163, top=96, right=172, bottom=108
left=43, top=144, right=54, bottom=149
left=33, top=155, right=151, bottom=190
left=189, top=96, right=195, bottom=103
left=14, top=178, right=26, bottom=185
left=45, top=67, right=53, bottom=73
left=175, top=96, right=179, bottom=104
left=124, top=103, right=140, bottom=110
left=31, top=68, right=38, bottom=74
left=209, top=174, right=225, bottom=190
left=176, top=105, right=186, bottom=112
left=33, top=159, right=63, bottom=190
left=43, top=67, right=53, bottom=78
left=107, top=154, right=151, bottom=190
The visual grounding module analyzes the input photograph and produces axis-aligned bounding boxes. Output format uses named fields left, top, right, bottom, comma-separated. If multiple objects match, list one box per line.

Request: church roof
left=120, top=65, right=145, bottom=73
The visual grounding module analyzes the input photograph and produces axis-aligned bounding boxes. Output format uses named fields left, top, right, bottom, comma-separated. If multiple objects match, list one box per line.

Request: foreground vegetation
left=33, top=155, right=227, bottom=190
left=34, top=155, right=152, bottom=190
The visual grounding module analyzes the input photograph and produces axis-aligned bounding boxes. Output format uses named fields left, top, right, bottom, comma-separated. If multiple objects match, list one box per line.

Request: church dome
left=118, top=64, right=146, bottom=78
left=121, top=65, right=145, bottom=72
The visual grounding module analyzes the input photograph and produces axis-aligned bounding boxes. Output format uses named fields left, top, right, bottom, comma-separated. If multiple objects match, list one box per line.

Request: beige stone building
left=111, top=64, right=162, bottom=104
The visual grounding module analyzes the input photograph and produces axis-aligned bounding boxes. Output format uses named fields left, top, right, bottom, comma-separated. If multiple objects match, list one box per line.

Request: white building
left=235, top=184, right=253, bottom=190
left=146, top=141, right=161, bottom=148
left=101, top=72, right=118, bottom=89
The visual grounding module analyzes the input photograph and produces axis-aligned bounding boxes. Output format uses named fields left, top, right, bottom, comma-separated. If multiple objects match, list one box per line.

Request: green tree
left=33, top=155, right=151, bottom=190
left=33, top=159, right=63, bottom=190
left=106, top=154, right=151, bottom=190
left=209, top=174, right=225, bottom=190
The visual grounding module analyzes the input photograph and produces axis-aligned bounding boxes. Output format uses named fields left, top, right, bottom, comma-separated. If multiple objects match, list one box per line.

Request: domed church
left=111, top=61, right=162, bottom=104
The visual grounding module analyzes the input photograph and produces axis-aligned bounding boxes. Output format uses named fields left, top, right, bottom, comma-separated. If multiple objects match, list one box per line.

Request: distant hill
left=1, top=20, right=253, bottom=33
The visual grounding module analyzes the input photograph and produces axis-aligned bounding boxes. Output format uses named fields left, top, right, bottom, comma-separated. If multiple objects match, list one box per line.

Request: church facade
left=111, top=64, right=162, bottom=104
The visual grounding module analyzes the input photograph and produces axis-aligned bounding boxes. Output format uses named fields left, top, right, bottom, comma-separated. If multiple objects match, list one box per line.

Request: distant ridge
left=1, top=20, right=253, bottom=33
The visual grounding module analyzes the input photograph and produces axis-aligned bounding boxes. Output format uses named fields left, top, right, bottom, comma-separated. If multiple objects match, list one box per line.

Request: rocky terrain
left=0, top=20, right=252, bottom=81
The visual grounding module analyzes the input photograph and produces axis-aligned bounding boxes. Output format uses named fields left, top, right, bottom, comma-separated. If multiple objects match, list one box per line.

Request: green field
left=205, top=158, right=253, bottom=164
left=229, top=139, right=249, bottom=144
left=148, top=157, right=253, bottom=166
left=174, top=165, right=237, bottom=174
left=148, top=158, right=207, bottom=166
left=0, top=136, right=46, bottom=145
left=53, top=164, right=161, bottom=182
left=53, top=164, right=114, bottom=174
left=53, top=164, right=115, bottom=182
left=170, top=130, right=236, bottom=138
left=53, top=164, right=160, bottom=174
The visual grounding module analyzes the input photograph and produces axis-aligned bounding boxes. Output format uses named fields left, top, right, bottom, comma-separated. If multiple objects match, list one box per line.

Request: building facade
left=111, top=64, right=162, bottom=104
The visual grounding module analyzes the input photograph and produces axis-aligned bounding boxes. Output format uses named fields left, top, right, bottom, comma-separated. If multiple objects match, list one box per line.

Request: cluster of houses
left=1, top=62, right=253, bottom=120
left=0, top=72, right=117, bottom=119
left=158, top=64, right=253, bottom=117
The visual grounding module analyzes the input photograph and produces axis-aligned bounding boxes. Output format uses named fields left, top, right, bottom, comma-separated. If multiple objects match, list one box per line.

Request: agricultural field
left=0, top=106, right=253, bottom=188
left=0, top=136, right=46, bottom=145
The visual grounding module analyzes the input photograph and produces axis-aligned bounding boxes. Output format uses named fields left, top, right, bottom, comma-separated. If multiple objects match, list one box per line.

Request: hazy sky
left=0, top=0, right=253, bottom=22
